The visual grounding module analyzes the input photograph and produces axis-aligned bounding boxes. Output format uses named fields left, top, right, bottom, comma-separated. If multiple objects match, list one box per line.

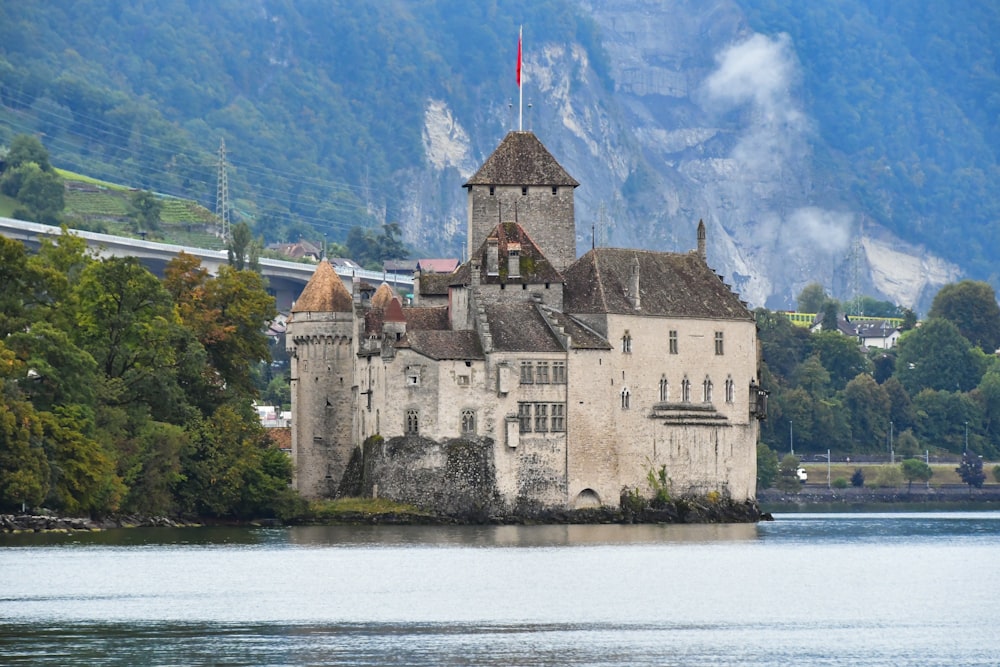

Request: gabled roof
left=418, top=272, right=456, bottom=296
left=464, top=131, right=579, bottom=187
left=398, top=330, right=485, bottom=361
left=485, top=303, right=565, bottom=353
left=291, top=260, right=353, bottom=313
left=453, top=222, right=564, bottom=286
left=417, top=258, right=460, bottom=273
left=403, top=306, right=450, bottom=331
left=563, top=248, right=753, bottom=320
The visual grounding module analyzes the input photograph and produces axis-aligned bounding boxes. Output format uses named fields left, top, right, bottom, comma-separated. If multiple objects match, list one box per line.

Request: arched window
left=659, top=375, right=669, bottom=402
left=703, top=376, right=713, bottom=403
left=461, top=409, right=476, bottom=435
left=622, top=331, right=632, bottom=354
left=725, top=376, right=735, bottom=404
left=405, top=409, right=419, bottom=435
left=681, top=377, right=691, bottom=403
left=621, top=387, right=631, bottom=410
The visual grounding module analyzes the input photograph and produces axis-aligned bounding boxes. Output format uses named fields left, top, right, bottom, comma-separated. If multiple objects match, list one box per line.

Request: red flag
left=517, top=28, right=522, bottom=87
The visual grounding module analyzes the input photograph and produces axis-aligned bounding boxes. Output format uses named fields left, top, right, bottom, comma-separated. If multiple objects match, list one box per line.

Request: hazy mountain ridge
left=1, top=0, right=996, bottom=312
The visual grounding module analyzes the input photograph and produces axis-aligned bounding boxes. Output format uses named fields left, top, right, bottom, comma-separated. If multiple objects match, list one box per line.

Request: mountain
left=1, top=0, right=997, bottom=313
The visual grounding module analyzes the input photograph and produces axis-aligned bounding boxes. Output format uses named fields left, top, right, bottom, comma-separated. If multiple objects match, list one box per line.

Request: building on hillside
left=810, top=312, right=902, bottom=349
left=286, top=131, right=766, bottom=514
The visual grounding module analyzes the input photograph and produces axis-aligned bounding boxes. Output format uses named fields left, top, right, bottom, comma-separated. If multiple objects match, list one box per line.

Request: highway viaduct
left=0, top=217, right=413, bottom=312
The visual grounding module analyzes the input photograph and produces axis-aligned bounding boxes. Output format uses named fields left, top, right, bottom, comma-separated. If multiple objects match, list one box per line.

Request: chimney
left=697, top=219, right=706, bottom=262
left=628, top=255, right=641, bottom=310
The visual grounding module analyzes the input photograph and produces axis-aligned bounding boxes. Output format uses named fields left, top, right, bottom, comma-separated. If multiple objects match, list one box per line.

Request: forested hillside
left=1, top=0, right=998, bottom=310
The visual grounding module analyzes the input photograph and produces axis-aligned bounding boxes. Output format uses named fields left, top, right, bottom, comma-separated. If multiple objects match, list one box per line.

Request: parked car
left=796, top=467, right=808, bottom=483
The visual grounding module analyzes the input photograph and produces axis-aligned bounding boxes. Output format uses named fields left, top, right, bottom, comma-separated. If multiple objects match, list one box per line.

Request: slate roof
left=417, top=258, right=460, bottom=273
left=399, top=330, right=485, bottom=361
left=540, top=306, right=612, bottom=350
left=453, top=222, right=564, bottom=286
left=485, top=302, right=565, bottom=353
left=418, top=272, right=457, bottom=296
left=403, top=306, right=450, bottom=331
left=291, top=260, right=353, bottom=313
left=464, top=131, right=579, bottom=187
left=563, top=248, right=753, bottom=320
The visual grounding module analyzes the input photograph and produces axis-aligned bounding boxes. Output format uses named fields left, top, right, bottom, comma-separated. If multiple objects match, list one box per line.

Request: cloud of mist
left=787, top=207, right=853, bottom=254
left=702, top=32, right=808, bottom=177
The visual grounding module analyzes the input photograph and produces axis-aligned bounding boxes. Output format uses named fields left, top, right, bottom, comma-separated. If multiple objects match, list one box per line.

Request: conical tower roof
left=464, top=131, right=579, bottom=187
left=370, top=282, right=394, bottom=309
left=291, top=260, right=353, bottom=313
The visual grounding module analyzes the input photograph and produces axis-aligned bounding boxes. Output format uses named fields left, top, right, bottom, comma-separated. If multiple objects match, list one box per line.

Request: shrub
left=851, top=468, right=865, bottom=487
left=832, top=477, right=849, bottom=489
left=874, top=466, right=904, bottom=488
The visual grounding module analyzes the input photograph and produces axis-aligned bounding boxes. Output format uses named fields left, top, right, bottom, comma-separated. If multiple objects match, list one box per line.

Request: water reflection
left=285, top=522, right=761, bottom=547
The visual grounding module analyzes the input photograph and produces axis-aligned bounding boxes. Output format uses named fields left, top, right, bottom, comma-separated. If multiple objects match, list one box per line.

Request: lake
left=1, top=512, right=998, bottom=666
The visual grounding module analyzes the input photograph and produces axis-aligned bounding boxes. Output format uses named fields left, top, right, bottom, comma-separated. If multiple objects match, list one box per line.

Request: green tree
left=756, top=442, right=779, bottom=490
left=820, top=299, right=840, bottom=332
left=956, top=450, right=986, bottom=491
left=128, top=189, right=163, bottom=233
left=796, top=282, right=827, bottom=312
left=0, top=344, right=50, bottom=511
left=928, top=280, right=1000, bottom=352
left=15, top=165, right=64, bottom=222
left=40, top=407, right=124, bottom=515
left=900, top=458, right=932, bottom=491
left=3, top=134, right=52, bottom=172
left=227, top=221, right=262, bottom=272
left=843, top=373, right=889, bottom=453
left=912, top=389, right=982, bottom=455
left=809, top=331, right=871, bottom=390
left=895, top=318, right=986, bottom=394
left=776, top=454, right=803, bottom=493
left=851, top=468, right=865, bottom=487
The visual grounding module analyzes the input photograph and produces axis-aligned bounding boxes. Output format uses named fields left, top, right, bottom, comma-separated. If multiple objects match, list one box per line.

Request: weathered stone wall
left=361, top=435, right=500, bottom=516
left=287, top=311, right=355, bottom=499
left=468, top=185, right=576, bottom=271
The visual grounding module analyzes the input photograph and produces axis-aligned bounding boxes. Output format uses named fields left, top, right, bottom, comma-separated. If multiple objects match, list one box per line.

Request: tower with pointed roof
left=464, top=131, right=579, bottom=272
left=285, top=260, right=356, bottom=498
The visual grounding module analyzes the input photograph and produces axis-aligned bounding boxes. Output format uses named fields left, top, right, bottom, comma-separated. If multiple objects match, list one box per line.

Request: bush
left=874, top=466, right=904, bottom=488
left=832, top=477, right=849, bottom=489
left=994, top=465, right=1000, bottom=484
left=851, top=468, right=865, bottom=487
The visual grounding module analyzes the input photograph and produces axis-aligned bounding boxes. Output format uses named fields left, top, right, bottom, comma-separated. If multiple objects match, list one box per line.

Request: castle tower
left=285, top=260, right=356, bottom=498
left=464, top=131, right=579, bottom=272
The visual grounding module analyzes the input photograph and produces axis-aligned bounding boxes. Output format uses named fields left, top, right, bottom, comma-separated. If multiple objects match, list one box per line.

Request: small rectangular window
left=457, top=375, right=470, bottom=386
left=521, top=186, right=528, bottom=196
left=669, top=331, right=678, bottom=355
left=551, top=404, right=565, bottom=432
left=518, top=403, right=532, bottom=433
left=551, top=186, right=558, bottom=195
left=489, top=185, right=495, bottom=196
left=552, top=361, right=567, bottom=384
left=715, top=331, right=724, bottom=355
left=535, top=361, right=550, bottom=384
left=534, top=403, right=548, bottom=432
left=520, top=361, right=534, bottom=384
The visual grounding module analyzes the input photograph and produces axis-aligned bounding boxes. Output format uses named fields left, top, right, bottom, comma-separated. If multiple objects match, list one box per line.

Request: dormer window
left=508, top=245, right=521, bottom=278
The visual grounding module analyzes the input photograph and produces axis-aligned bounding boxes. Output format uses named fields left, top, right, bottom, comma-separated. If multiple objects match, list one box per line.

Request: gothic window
left=534, top=403, right=548, bottom=432
left=681, top=377, right=691, bottom=403
left=405, top=409, right=419, bottom=435
left=550, top=404, right=565, bottom=432
left=715, top=331, right=724, bottom=355
left=520, top=361, right=534, bottom=384
left=703, top=377, right=713, bottom=403
left=461, top=409, right=476, bottom=435
left=659, top=375, right=669, bottom=402
left=552, top=361, right=567, bottom=384
left=518, top=403, right=532, bottom=433
left=622, top=331, right=632, bottom=354
left=669, top=330, right=678, bottom=355
left=725, top=376, right=735, bottom=404
left=621, top=387, right=631, bottom=410
left=535, top=361, right=550, bottom=384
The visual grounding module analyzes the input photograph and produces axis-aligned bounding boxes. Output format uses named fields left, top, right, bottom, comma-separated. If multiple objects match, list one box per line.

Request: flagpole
left=518, top=25, right=523, bottom=131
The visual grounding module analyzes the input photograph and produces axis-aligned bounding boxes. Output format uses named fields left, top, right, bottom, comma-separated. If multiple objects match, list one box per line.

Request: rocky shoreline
left=3, top=497, right=766, bottom=533
left=1, top=513, right=198, bottom=533
left=758, top=485, right=1000, bottom=507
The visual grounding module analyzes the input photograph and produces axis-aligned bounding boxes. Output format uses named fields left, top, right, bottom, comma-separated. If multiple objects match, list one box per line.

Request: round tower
left=286, top=260, right=356, bottom=498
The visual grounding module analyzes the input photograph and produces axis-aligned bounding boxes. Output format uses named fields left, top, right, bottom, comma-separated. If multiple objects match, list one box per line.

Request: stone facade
left=286, top=131, right=764, bottom=513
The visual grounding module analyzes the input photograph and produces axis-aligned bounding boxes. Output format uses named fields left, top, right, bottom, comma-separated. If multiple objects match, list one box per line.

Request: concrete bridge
left=0, top=217, right=413, bottom=312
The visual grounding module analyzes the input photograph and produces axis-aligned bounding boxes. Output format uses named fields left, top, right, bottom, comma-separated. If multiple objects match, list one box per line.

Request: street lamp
left=965, top=421, right=969, bottom=453
left=790, top=420, right=794, bottom=456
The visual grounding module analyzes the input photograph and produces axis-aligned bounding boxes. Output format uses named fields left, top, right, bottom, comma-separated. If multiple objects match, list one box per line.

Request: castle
left=286, top=131, right=765, bottom=515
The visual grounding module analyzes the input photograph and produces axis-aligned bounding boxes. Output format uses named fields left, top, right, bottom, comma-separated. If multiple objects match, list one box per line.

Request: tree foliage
left=956, top=451, right=986, bottom=490
left=900, top=458, right=932, bottom=491
left=0, top=234, right=294, bottom=517
left=927, top=280, right=1000, bottom=353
